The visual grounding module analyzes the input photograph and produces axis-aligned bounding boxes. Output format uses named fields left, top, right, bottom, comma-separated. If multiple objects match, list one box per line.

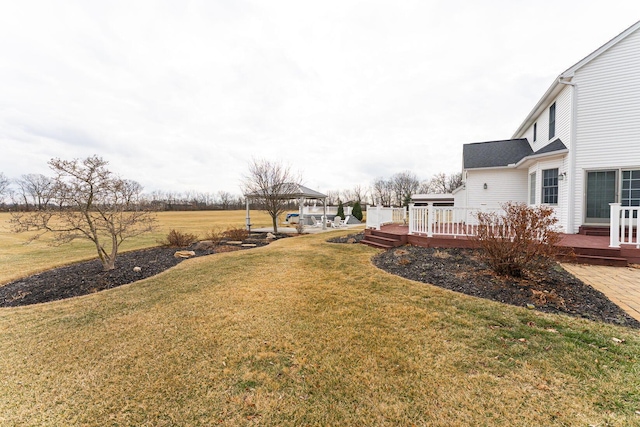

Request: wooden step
left=579, top=226, right=610, bottom=236
left=360, top=239, right=395, bottom=249
left=361, top=229, right=406, bottom=249
left=573, top=254, right=628, bottom=267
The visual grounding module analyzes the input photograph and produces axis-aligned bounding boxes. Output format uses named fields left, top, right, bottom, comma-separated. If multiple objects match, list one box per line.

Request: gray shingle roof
left=533, top=138, right=567, bottom=155
left=463, top=138, right=532, bottom=168
left=463, top=138, right=567, bottom=169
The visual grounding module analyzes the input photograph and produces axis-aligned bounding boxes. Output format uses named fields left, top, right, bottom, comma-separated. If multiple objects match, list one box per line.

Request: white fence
left=610, top=203, right=640, bottom=248
left=366, top=205, right=406, bottom=230
left=408, top=204, right=503, bottom=237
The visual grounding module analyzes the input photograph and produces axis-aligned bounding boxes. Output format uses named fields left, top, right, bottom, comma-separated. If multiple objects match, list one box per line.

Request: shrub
left=203, top=227, right=225, bottom=245
left=337, top=200, right=345, bottom=219
left=352, top=201, right=363, bottom=221
left=223, top=227, right=249, bottom=241
left=160, top=229, right=199, bottom=248
left=473, top=202, right=562, bottom=278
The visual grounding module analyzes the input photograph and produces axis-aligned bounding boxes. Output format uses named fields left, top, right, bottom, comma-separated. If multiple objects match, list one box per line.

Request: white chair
left=310, top=216, right=322, bottom=227
left=341, top=215, right=350, bottom=226
left=332, top=216, right=342, bottom=228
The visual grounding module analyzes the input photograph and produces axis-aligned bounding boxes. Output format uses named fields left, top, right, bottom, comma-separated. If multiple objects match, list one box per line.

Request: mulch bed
left=0, top=233, right=288, bottom=308
left=371, top=244, right=640, bottom=328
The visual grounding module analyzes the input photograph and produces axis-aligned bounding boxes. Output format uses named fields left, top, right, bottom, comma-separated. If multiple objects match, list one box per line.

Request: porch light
left=483, top=183, right=488, bottom=189
left=558, top=172, right=566, bottom=181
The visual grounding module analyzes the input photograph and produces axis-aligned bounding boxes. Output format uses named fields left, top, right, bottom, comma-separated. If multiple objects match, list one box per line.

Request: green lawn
left=0, top=212, right=639, bottom=426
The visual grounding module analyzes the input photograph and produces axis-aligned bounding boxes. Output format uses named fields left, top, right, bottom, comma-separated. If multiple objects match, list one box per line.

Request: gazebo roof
left=245, top=183, right=327, bottom=199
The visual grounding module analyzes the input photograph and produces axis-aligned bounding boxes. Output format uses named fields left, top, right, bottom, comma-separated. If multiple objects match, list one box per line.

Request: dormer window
left=549, top=103, right=556, bottom=139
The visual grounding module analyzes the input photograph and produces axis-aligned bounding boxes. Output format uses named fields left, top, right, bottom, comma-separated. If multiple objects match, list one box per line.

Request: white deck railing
left=366, top=205, right=406, bottom=230
left=610, top=203, right=640, bottom=248
left=408, top=204, right=503, bottom=237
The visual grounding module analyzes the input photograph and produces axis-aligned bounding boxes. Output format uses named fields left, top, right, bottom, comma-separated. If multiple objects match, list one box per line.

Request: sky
left=1, top=0, right=639, bottom=197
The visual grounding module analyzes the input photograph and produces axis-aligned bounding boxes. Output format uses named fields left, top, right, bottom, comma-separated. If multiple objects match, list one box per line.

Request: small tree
left=11, top=155, right=156, bottom=271
left=336, top=200, right=345, bottom=219
left=242, top=159, right=301, bottom=233
left=473, top=202, right=562, bottom=277
left=352, top=201, right=363, bottom=221
left=0, top=172, right=10, bottom=205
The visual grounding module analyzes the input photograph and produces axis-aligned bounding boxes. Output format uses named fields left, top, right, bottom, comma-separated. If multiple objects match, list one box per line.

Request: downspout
left=558, top=76, right=578, bottom=233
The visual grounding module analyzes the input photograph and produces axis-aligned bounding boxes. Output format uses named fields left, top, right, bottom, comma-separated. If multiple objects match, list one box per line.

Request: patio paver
left=561, top=263, right=640, bottom=322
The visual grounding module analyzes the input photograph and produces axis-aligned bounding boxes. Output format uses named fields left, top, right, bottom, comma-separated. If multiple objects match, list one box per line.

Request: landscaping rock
left=194, top=240, right=215, bottom=251
left=174, top=250, right=196, bottom=259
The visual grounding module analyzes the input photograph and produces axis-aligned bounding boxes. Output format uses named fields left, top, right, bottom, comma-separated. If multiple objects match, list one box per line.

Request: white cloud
left=1, top=0, right=639, bottom=196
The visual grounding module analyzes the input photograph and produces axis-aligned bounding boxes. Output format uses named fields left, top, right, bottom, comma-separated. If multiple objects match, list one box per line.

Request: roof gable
left=512, top=20, right=640, bottom=138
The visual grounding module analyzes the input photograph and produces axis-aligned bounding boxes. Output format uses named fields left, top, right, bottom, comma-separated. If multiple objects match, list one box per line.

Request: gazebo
left=244, top=183, right=328, bottom=231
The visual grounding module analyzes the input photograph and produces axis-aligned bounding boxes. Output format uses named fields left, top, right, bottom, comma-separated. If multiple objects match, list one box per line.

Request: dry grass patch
left=0, top=210, right=272, bottom=284
left=0, top=231, right=639, bottom=425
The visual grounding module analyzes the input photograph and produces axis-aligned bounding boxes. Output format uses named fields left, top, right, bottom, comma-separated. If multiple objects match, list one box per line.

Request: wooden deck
left=362, top=224, right=640, bottom=267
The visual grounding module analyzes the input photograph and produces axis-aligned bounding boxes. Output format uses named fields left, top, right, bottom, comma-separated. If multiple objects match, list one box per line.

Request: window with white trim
left=622, top=170, right=640, bottom=207
left=548, top=103, right=556, bottom=139
left=529, top=172, right=536, bottom=204
left=542, top=168, right=558, bottom=204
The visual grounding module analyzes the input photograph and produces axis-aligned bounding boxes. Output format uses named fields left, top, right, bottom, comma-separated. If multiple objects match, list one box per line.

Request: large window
left=542, top=168, right=558, bottom=204
left=622, top=170, right=640, bottom=207
left=549, top=103, right=556, bottom=139
left=529, top=172, right=536, bottom=204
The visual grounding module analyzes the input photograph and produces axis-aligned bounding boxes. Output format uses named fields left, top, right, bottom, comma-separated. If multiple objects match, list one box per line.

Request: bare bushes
left=160, top=230, right=200, bottom=248
left=160, top=226, right=250, bottom=248
left=474, top=202, right=562, bottom=277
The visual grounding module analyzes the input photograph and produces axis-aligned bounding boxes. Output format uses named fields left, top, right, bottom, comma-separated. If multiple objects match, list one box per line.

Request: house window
left=533, top=123, right=537, bottom=142
left=542, top=168, right=558, bottom=204
left=529, top=172, right=536, bottom=204
left=549, top=103, right=556, bottom=139
left=622, top=170, right=640, bottom=207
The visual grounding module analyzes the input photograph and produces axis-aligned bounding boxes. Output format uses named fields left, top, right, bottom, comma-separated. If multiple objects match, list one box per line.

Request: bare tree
left=15, top=173, right=55, bottom=211
left=372, top=177, right=393, bottom=206
left=391, top=171, right=420, bottom=206
left=11, top=155, right=156, bottom=271
left=447, top=172, right=463, bottom=192
left=351, top=184, right=367, bottom=203
left=0, top=172, right=9, bottom=203
left=217, top=191, right=234, bottom=210
left=243, top=159, right=301, bottom=233
left=420, top=172, right=463, bottom=194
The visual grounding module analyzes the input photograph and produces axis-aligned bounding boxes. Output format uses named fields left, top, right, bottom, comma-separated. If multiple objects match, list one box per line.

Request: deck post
left=427, top=202, right=434, bottom=238
left=609, top=203, right=621, bottom=248
left=376, top=203, right=381, bottom=230
left=408, top=203, right=414, bottom=234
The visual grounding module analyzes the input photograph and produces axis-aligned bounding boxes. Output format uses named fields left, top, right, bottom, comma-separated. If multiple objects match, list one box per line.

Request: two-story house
left=455, top=20, right=640, bottom=235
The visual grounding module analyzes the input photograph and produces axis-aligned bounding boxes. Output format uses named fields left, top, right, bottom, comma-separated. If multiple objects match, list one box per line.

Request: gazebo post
left=245, top=198, right=251, bottom=231
left=299, top=197, right=304, bottom=227
left=322, top=197, right=327, bottom=230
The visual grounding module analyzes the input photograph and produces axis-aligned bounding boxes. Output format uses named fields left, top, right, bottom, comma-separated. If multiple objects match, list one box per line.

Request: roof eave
left=511, top=20, right=640, bottom=139
left=514, top=149, right=569, bottom=169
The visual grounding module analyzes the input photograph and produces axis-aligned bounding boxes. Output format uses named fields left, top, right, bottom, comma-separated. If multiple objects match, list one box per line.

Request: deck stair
left=578, top=226, right=610, bottom=236
left=560, top=246, right=628, bottom=267
left=361, top=229, right=406, bottom=249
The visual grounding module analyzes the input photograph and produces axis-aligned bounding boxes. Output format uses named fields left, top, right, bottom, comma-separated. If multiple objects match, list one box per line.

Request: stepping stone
left=241, top=243, right=257, bottom=247
left=227, top=241, right=244, bottom=245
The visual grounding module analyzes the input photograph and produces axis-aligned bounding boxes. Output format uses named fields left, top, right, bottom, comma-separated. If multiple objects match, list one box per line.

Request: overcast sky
left=1, top=1, right=639, bottom=197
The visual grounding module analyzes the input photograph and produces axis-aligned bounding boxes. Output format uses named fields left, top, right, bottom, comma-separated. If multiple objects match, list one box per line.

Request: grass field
left=1, top=212, right=639, bottom=425
left=0, top=210, right=273, bottom=284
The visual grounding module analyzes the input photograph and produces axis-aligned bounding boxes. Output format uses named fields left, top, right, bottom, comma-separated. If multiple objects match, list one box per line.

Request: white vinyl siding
left=522, top=86, right=572, bottom=152
left=570, top=27, right=640, bottom=231
left=464, top=169, right=528, bottom=209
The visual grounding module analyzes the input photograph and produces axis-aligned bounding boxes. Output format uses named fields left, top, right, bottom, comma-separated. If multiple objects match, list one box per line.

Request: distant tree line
left=0, top=169, right=463, bottom=212
left=371, top=171, right=463, bottom=207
